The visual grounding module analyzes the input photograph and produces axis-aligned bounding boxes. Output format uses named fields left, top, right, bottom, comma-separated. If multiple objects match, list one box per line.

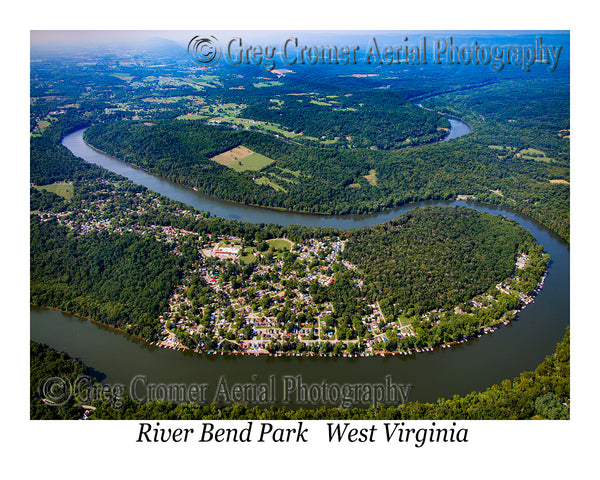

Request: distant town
left=34, top=176, right=545, bottom=357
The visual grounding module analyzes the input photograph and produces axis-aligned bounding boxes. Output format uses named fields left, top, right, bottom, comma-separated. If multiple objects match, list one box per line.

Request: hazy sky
left=31, top=30, right=569, bottom=49
left=31, top=30, right=187, bottom=47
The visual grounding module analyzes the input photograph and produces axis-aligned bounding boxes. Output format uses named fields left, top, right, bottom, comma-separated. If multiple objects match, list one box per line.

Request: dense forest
left=30, top=45, right=570, bottom=241
left=30, top=341, right=92, bottom=420
left=241, top=89, right=448, bottom=149
left=343, top=207, right=535, bottom=314
left=30, top=216, right=183, bottom=339
left=421, top=78, right=570, bottom=159
left=30, top=120, right=550, bottom=353
left=304, top=206, right=549, bottom=351
left=84, top=115, right=570, bottom=241
left=30, top=326, right=569, bottom=420
left=29, top=36, right=570, bottom=422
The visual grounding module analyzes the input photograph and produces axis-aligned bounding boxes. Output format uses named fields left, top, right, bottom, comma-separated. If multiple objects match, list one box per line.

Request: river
left=29, top=124, right=568, bottom=406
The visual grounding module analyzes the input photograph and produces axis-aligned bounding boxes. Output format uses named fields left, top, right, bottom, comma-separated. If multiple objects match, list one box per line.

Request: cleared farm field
left=33, top=182, right=74, bottom=200
left=210, top=146, right=274, bottom=172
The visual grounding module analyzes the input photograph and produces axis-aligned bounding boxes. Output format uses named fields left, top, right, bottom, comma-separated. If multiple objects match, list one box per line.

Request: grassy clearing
left=549, top=179, right=569, bottom=185
left=176, top=113, right=208, bottom=120
left=191, top=75, right=220, bottom=83
left=518, top=148, right=553, bottom=162
left=240, top=239, right=292, bottom=263
left=268, top=173, right=298, bottom=185
left=34, top=182, right=74, bottom=200
left=111, top=73, right=133, bottom=81
left=241, top=153, right=274, bottom=171
left=267, top=238, right=293, bottom=251
left=254, top=177, right=286, bottom=192
left=197, top=103, right=244, bottom=117
left=142, top=96, right=187, bottom=104
left=364, top=169, right=378, bottom=186
left=260, top=123, right=304, bottom=139
left=277, top=167, right=301, bottom=178
left=396, top=314, right=415, bottom=328
left=211, top=146, right=274, bottom=172
left=253, top=81, right=283, bottom=88
left=240, top=246, right=258, bottom=264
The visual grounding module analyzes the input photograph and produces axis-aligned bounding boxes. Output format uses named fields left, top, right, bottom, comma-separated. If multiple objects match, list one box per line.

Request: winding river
left=29, top=122, right=568, bottom=406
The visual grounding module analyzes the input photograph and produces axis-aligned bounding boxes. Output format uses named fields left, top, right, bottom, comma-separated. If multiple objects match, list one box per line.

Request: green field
left=111, top=73, right=133, bottom=81
left=239, top=246, right=258, bottom=264
left=276, top=167, right=301, bottom=178
left=239, top=239, right=292, bottom=263
left=211, top=146, right=274, bottom=172
left=253, top=81, right=283, bottom=88
left=268, top=173, right=298, bottom=185
left=364, top=169, right=378, bottom=186
left=176, top=113, right=208, bottom=120
left=254, top=176, right=286, bottom=192
left=238, top=153, right=274, bottom=171
left=34, top=182, right=74, bottom=200
left=266, top=238, right=293, bottom=251
left=519, top=148, right=553, bottom=162
left=187, top=75, right=222, bottom=87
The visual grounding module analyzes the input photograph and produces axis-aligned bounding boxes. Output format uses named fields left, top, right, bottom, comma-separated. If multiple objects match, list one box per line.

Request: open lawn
left=518, top=148, right=553, bottom=163
left=111, top=73, right=133, bottom=81
left=395, top=314, right=415, bottom=328
left=253, top=81, right=283, bottom=88
left=176, top=113, right=208, bottom=120
left=364, top=169, right=378, bottom=186
left=267, top=238, right=293, bottom=251
left=240, top=239, right=293, bottom=263
left=34, top=182, right=74, bottom=200
left=239, top=246, right=258, bottom=264
left=254, top=176, right=286, bottom=192
left=276, top=167, right=301, bottom=178
left=211, top=146, right=274, bottom=172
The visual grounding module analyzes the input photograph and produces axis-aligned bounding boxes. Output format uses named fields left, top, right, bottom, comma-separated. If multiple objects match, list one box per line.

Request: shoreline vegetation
left=81, top=136, right=338, bottom=218
left=31, top=189, right=549, bottom=358
left=31, top=305, right=148, bottom=343
left=30, top=45, right=569, bottom=420
left=81, top=131, right=562, bottom=238
left=82, top=119, right=569, bottom=242
left=31, top=254, right=547, bottom=359
left=30, top=326, right=570, bottom=420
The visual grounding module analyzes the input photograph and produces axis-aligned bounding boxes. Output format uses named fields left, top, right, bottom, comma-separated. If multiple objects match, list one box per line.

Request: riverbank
left=30, top=305, right=148, bottom=343
left=82, top=133, right=349, bottom=218
left=34, top=140, right=558, bottom=362
left=81, top=114, right=471, bottom=219
left=66, top=129, right=569, bottom=244
left=31, top=252, right=549, bottom=360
